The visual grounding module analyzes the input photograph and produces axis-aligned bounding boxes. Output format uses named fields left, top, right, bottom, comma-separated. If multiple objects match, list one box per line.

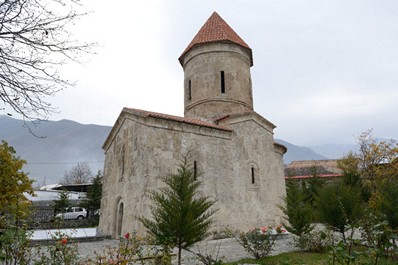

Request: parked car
left=56, top=207, right=87, bottom=220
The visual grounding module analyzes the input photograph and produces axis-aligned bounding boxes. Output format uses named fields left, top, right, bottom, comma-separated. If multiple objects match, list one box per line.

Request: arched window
left=248, top=162, right=260, bottom=189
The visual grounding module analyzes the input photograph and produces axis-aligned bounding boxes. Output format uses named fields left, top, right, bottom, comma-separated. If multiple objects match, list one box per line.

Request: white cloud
left=37, top=0, right=398, bottom=145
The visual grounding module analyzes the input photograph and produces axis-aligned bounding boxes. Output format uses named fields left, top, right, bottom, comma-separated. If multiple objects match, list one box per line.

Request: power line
left=26, top=161, right=104, bottom=165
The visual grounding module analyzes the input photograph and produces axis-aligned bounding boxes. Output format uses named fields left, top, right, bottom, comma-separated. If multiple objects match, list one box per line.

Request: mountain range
left=0, top=115, right=353, bottom=185
left=0, top=116, right=110, bottom=186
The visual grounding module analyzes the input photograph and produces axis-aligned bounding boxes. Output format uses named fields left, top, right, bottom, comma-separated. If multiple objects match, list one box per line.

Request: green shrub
left=374, top=181, right=398, bottom=231
left=294, top=229, right=334, bottom=253
left=328, top=240, right=366, bottom=265
left=282, top=179, right=315, bottom=251
left=360, top=212, right=398, bottom=263
left=0, top=225, right=34, bottom=265
left=317, top=183, right=365, bottom=242
left=140, top=154, right=217, bottom=265
left=236, top=227, right=281, bottom=260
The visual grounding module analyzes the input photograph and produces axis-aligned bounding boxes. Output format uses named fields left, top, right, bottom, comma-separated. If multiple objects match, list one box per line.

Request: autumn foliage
left=0, top=140, right=34, bottom=228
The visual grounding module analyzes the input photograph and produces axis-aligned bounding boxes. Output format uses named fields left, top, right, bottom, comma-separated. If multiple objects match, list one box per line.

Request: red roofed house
left=98, top=12, right=287, bottom=238
left=284, top=160, right=343, bottom=181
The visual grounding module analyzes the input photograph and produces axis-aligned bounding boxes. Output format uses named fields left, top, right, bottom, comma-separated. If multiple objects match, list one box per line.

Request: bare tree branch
left=0, top=0, right=94, bottom=127
left=62, top=162, right=92, bottom=184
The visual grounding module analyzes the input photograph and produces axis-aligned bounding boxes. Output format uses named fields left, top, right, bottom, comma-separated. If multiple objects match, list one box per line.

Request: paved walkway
left=76, top=235, right=298, bottom=264
left=30, top=228, right=298, bottom=264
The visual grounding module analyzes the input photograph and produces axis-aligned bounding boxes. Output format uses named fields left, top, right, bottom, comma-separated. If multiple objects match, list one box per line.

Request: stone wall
left=98, top=111, right=286, bottom=238
left=182, top=43, right=253, bottom=121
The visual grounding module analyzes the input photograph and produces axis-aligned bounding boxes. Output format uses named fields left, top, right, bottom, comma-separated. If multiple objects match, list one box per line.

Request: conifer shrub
left=281, top=179, right=315, bottom=251
left=140, top=153, right=217, bottom=265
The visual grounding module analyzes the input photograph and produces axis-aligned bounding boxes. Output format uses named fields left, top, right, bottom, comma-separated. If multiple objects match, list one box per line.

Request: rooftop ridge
left=285, top=174, right=343, bottom=179
left=124, top=107, right=233, bottom=132
left=179, top=12, right=252, bottom=65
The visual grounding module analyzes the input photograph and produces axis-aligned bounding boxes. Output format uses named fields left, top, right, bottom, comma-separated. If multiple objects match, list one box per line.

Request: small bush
left=34, top=230, right=81, bottom=265
left=292, top=229, right=334, bottom=253
left=190, top=240, right=225, bottom=265
left=236, top=227, right=282, bottom=260
left=0, top=225, right=34, bottom=264
left=360, top=213, right=398, bottom=263
left=85, top=232, right=146, bottom=264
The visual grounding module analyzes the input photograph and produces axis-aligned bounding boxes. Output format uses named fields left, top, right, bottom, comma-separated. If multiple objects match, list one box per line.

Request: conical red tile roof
left=179, top=12, right=253, bottom=66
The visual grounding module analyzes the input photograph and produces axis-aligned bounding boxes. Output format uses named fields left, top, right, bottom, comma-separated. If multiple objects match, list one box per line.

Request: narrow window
left=251, top=166, right=255, bottom=184
left=220, top=71, right=225, bottom=93
left=188, top=80, right=192, bottom=100
left=193, top=161, right=197, bottom=180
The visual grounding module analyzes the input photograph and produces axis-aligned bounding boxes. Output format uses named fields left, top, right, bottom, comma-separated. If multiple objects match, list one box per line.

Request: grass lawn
left=225, top=251, right=397, bottom=265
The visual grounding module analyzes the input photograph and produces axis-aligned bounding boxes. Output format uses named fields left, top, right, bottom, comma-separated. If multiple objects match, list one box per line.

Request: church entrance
left=116, top=202, right=124, bottom=237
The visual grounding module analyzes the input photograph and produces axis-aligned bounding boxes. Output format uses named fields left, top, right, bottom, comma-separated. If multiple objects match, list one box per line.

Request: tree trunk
left=178, top=244, right=182, bottom=265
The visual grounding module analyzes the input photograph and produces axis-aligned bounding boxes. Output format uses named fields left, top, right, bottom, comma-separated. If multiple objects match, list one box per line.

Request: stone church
left=98, top=12, right=287, bottom=238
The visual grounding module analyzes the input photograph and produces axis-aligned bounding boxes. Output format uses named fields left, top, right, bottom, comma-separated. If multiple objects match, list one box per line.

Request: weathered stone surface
left=98, top=13, right=286, bottom=239
left=182, top=43, right=253, bottom=121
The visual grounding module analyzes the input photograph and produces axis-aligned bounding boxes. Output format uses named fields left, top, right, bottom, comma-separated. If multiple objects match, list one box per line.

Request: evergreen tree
left=53, top=189, right=70, bottom=216
left=80, top=171, right=102, bottom=217
left=317, top=182, right=364, bottom=241
left=140, top=155, right=217, bottom=265
left=338, top=153, right=372, bottom=203
left=282, top=179, right=314, bottom=251
left=375, top=181, right=398, bottom=230
left=302, top=173, right=325, bottom=220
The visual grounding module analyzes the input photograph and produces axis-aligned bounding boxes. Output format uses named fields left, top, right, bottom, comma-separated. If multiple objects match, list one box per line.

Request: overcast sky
left=45, top=0, right=398, bottom=146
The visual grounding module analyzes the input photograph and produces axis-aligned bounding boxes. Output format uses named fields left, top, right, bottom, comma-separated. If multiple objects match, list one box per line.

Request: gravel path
left=76, top=235, right=298, bottom=264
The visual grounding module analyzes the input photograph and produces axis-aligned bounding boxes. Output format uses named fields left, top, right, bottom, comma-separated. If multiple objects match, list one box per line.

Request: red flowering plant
left=237, top=226, right=284, bottom=260
left=274, top=224, right=288, bottom=235
left=35, top=230, right=80, bottom=265
left=86, top=231, right=147, bottom=264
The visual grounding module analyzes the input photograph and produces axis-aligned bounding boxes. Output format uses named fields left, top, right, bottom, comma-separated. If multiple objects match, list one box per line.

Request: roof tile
left=179, top=12, right=252, bottom=65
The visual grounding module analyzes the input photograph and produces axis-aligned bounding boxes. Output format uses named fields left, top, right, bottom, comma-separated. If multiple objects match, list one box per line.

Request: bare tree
left=0, top=0, right=93, bottom=125
left=62, top=162, right=92, bottom=184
